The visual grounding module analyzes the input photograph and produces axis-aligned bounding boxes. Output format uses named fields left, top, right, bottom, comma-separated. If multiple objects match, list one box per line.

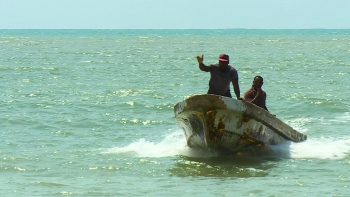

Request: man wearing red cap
left=196, top=54, right=242, bottom=100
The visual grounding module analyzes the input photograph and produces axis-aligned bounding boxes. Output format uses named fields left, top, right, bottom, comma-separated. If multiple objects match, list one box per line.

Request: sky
left=1, top=0, right=350, bottom=29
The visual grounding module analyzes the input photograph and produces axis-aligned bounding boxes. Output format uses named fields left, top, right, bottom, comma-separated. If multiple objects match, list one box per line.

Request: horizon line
left=1, top=28, right=350, bottom=30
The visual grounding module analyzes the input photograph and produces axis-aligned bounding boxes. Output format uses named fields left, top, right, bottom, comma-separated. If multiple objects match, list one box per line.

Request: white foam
left=287, top=137, right=350, bottom=159
left=251, top=136, right=350, bottom=160
left=102, top=130, right=217, bottom=158
left=103, top=130, right=350, bottom=160
left=329, top=112, right=350, bottom=123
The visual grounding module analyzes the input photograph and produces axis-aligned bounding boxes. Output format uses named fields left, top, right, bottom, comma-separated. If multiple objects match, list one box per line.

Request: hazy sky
left=1, top=0, right=350, bottom=29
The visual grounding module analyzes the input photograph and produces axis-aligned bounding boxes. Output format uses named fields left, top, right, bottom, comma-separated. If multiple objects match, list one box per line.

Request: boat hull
left=174, top=94, right=307, bottom=153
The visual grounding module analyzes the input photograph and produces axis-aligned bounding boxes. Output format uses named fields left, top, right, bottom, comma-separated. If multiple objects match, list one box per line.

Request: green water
left=1, top=29, right=350, bottom=196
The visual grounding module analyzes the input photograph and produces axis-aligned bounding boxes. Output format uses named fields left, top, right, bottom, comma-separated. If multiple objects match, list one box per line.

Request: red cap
left=218, top=54, right=229, bottom=62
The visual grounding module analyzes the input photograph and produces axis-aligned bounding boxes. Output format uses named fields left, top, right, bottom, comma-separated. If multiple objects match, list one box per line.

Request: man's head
left=253, top=76, right=264, bottom=89
left=218, top=54, right=229, bottom=71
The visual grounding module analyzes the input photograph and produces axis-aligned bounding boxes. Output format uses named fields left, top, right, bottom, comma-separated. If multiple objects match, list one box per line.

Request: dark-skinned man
left=196, top=54, right=242, bottom=100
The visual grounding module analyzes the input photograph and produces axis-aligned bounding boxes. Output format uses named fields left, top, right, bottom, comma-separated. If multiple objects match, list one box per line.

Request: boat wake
left=103, top=129, right=350, bottom=160
left=283, top=137, right=350, bottom=159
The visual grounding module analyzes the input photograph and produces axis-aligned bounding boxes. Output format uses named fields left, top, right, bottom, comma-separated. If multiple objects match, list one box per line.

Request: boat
left=174, top=94, right=307, bottom=154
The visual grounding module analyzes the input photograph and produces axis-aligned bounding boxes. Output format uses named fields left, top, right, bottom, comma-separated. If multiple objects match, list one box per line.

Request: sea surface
left=1, top=29, right=350, bottom=197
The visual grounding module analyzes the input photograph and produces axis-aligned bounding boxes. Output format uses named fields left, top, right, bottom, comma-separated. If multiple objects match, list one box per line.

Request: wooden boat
left=174, top=94, right=307, bottom=154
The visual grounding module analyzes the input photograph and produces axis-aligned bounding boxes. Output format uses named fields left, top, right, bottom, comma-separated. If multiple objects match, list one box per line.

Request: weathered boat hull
left=174, top=94, right=307, bottom=153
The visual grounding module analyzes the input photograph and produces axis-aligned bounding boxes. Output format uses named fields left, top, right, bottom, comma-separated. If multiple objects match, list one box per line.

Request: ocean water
left=0, top=29, right=350, bottom=196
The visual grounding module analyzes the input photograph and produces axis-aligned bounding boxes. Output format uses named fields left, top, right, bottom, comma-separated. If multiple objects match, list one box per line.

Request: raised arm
left=196, top=54, right=210, bottom=72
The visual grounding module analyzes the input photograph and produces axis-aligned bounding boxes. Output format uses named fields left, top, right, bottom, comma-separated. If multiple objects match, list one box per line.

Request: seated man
left=244, top=76, right=268, bottom=111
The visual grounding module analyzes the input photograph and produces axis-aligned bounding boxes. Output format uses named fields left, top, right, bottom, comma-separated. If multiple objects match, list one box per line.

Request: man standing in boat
left=243, top=76, right=268, bottom=111
left=196, top=54, right=242, bottom=100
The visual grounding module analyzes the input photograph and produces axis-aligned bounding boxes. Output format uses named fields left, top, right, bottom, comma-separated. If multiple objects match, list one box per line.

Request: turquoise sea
left=1, top=29, right=350, bottom=196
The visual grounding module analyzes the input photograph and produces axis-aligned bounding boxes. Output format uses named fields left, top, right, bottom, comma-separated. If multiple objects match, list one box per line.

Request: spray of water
left=103, top=129, right=350, bottom=159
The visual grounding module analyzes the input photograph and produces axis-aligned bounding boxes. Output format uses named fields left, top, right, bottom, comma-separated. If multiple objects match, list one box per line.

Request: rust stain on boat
left=217, top=122, right=225, bottom=131
left=174, top=94, right=307, bottom=154
left=207, top=110, right=220, bottom=143
left=206, top=110, right=227, bottom=143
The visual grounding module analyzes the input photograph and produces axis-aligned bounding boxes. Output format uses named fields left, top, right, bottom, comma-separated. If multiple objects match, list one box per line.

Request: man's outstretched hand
left=196, top=54, right=204, bottom=64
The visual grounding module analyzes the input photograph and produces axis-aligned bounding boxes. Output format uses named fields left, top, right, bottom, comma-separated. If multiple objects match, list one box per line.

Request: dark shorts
left=222, top=90, right=232, bottom=98
left=207, top=90, right=232, bottom=98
